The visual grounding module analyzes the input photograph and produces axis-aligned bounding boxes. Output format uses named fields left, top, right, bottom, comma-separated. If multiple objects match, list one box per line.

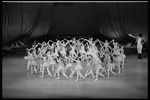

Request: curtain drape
left=2, top=3, right=53, bottom=49
left=96, top=3, right=148, bottom=46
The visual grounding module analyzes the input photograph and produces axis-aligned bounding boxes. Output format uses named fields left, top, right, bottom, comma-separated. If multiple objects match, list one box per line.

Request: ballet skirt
left=42, top=60, right=50, bottom=67
left=24, top=56, right=28, bottom=60
left=26, top=55, right=33, bottom=60
left=75, top=63, right=83, bottom=70
left=58, top=65, right=65, bottom=70
left=121, top=54, right=126, bottom=59
left=96, top=64, right=103, bottom=70
left=106, top=62, right=113, bottom=68
left=30, top=60, right=37, bottom=66
left=66, top=63, right=72, bottom=68
left=70, top=50, right=76, bottom=54
left=50, top=60, right=56, bottom=65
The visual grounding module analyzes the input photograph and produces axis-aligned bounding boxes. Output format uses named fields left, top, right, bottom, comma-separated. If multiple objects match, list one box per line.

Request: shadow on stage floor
left=2, top=48, right=148, bottom=99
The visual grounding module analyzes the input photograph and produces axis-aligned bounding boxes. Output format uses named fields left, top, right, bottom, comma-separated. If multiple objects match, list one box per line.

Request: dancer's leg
left=75, top=71, right=79, bottom=81
left=91, top=70, right=95, bottom=78
left=40, top=67, right=45, bottom=78
left=47, top=67, right=52, bottom=77
left=40, top=65, right=43, bottom=72
left=85, top=69, right=89, bottom=77
left=31, top=66, right=33, bottom=74
left=33, top=66, right=37, bottom=74
left=70, top=67, right=73, bottom=73
left=109, top=64, right=115, bottom=75
left=64, top=67, right=67, bottom=73
left=27, top=60, right=30, bottom=71
left=56, top=71, right=60, bottom=79
left=52, top=65, right=54, bottom=73
left=121, top=59, right=124, bottom=69
left=85, top=71, right=90, bottom=77
left=95, top=70, right=99, bottom=81
left=98, top=71, right=105, bottom=77
left=118, top=62, right=121, bottom=73
left=79, top=71, right=86, bottom=79
left=104, top=67, right=107, bottom=75
left=112, top=63, right=115, bottom=70
left=54, top=69, right=57, bottom=77
left=62, top=70, right=68, bottom=79
left=100, top=67, right=104, bottom=73
left=70, top=70, right=76, bottom=78
left=107, top=69, right=110, bottom=78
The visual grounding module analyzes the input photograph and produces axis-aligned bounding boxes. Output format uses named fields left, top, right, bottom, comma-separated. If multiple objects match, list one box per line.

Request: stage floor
left=2, top=52, right=148, bottom=99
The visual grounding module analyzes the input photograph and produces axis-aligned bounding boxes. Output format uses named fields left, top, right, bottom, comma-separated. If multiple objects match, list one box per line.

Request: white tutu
left=42, top=62, right=50, bottom=67
left=57, top=65, right=65, bottom=70
left=24, top=56, right=28, bottom=60
left=75, top=64, right=83, bottom=70
left=121, top=54, right=126, bottom=59
left=106, top=63, right=113, bottom=68
left=96, top=64, right=103, bottom=70
left=66, top=63, right=72, bottom=68
left=30, top=60, right=37, bottom=66
left=50, top=60, right=55, bottom=65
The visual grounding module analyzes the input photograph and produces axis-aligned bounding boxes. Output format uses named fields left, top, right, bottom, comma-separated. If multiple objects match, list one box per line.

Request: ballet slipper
left=48, top=73, right=52, bottom=77
left=82, top=76, right=86, bottom=79
left=69, top=75, right=72, bottom=78
left=112, top=71, right=115, bottom=75
left=99, top=73, right=105, bottom=77
left=92, top=75, right=95, bottom=78
left=84, top=74, right=87, bottom=77
left=27, top=67, right=29, bottom=71
left=66, top=76, right=69, bottom=79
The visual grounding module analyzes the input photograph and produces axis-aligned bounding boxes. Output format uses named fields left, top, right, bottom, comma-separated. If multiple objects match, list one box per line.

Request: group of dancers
left=24, top=37, right=126, bottom=81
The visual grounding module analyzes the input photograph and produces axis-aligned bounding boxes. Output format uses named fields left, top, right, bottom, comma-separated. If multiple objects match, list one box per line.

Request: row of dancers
left=24, top=37, right=126, bottom=81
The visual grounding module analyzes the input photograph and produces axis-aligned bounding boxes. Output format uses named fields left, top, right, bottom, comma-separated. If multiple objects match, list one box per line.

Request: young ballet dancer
left=25, top=36, right=126, bottom=81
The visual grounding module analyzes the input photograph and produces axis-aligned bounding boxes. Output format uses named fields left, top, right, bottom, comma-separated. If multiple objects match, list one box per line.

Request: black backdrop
left=2, top=2, right=148, bottom=50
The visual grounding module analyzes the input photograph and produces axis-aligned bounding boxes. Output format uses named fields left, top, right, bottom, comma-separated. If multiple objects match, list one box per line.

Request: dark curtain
left=2, top=3, right=53, bottom=49
left=96, top=3, right=148, bottom=46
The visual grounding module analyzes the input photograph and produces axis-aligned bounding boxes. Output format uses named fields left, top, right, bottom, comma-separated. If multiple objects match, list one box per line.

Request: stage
left=2, top=49, right=148, bottom=99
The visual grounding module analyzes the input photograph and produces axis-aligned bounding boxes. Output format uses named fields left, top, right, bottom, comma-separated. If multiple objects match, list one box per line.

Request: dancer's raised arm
left=64, top=39, right=72, bottom=46
left=47, top=40, right=55, bottom=45
left=108, top=39, right=114, bottom=44
left=97, top=39, right=105, bottom=46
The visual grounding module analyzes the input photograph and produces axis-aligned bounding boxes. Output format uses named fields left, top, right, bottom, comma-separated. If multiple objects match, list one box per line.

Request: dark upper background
left=2, top=2, right=148, bottom=49
left=49, top=3, right=100, bottom=36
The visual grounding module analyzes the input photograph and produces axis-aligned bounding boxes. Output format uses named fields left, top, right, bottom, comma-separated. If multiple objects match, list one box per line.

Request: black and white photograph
left=2, top=1, right=148, bottom=99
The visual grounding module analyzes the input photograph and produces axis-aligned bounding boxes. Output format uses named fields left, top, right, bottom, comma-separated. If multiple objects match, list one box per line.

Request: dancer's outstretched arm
left=60, top=38, right=68, bottom=44
left=64, top=40, right=72, bottom=46
left=84, top=42, right=89, bottom=47
left=97, top=40, right=105, bottom=47
left=93, top=39, right=100, bottom=44
left=108, top=39, right=114, bottom=44
left=34, top=43, right=42, bottom=49
left=68, top=42, right=73, bottom=48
